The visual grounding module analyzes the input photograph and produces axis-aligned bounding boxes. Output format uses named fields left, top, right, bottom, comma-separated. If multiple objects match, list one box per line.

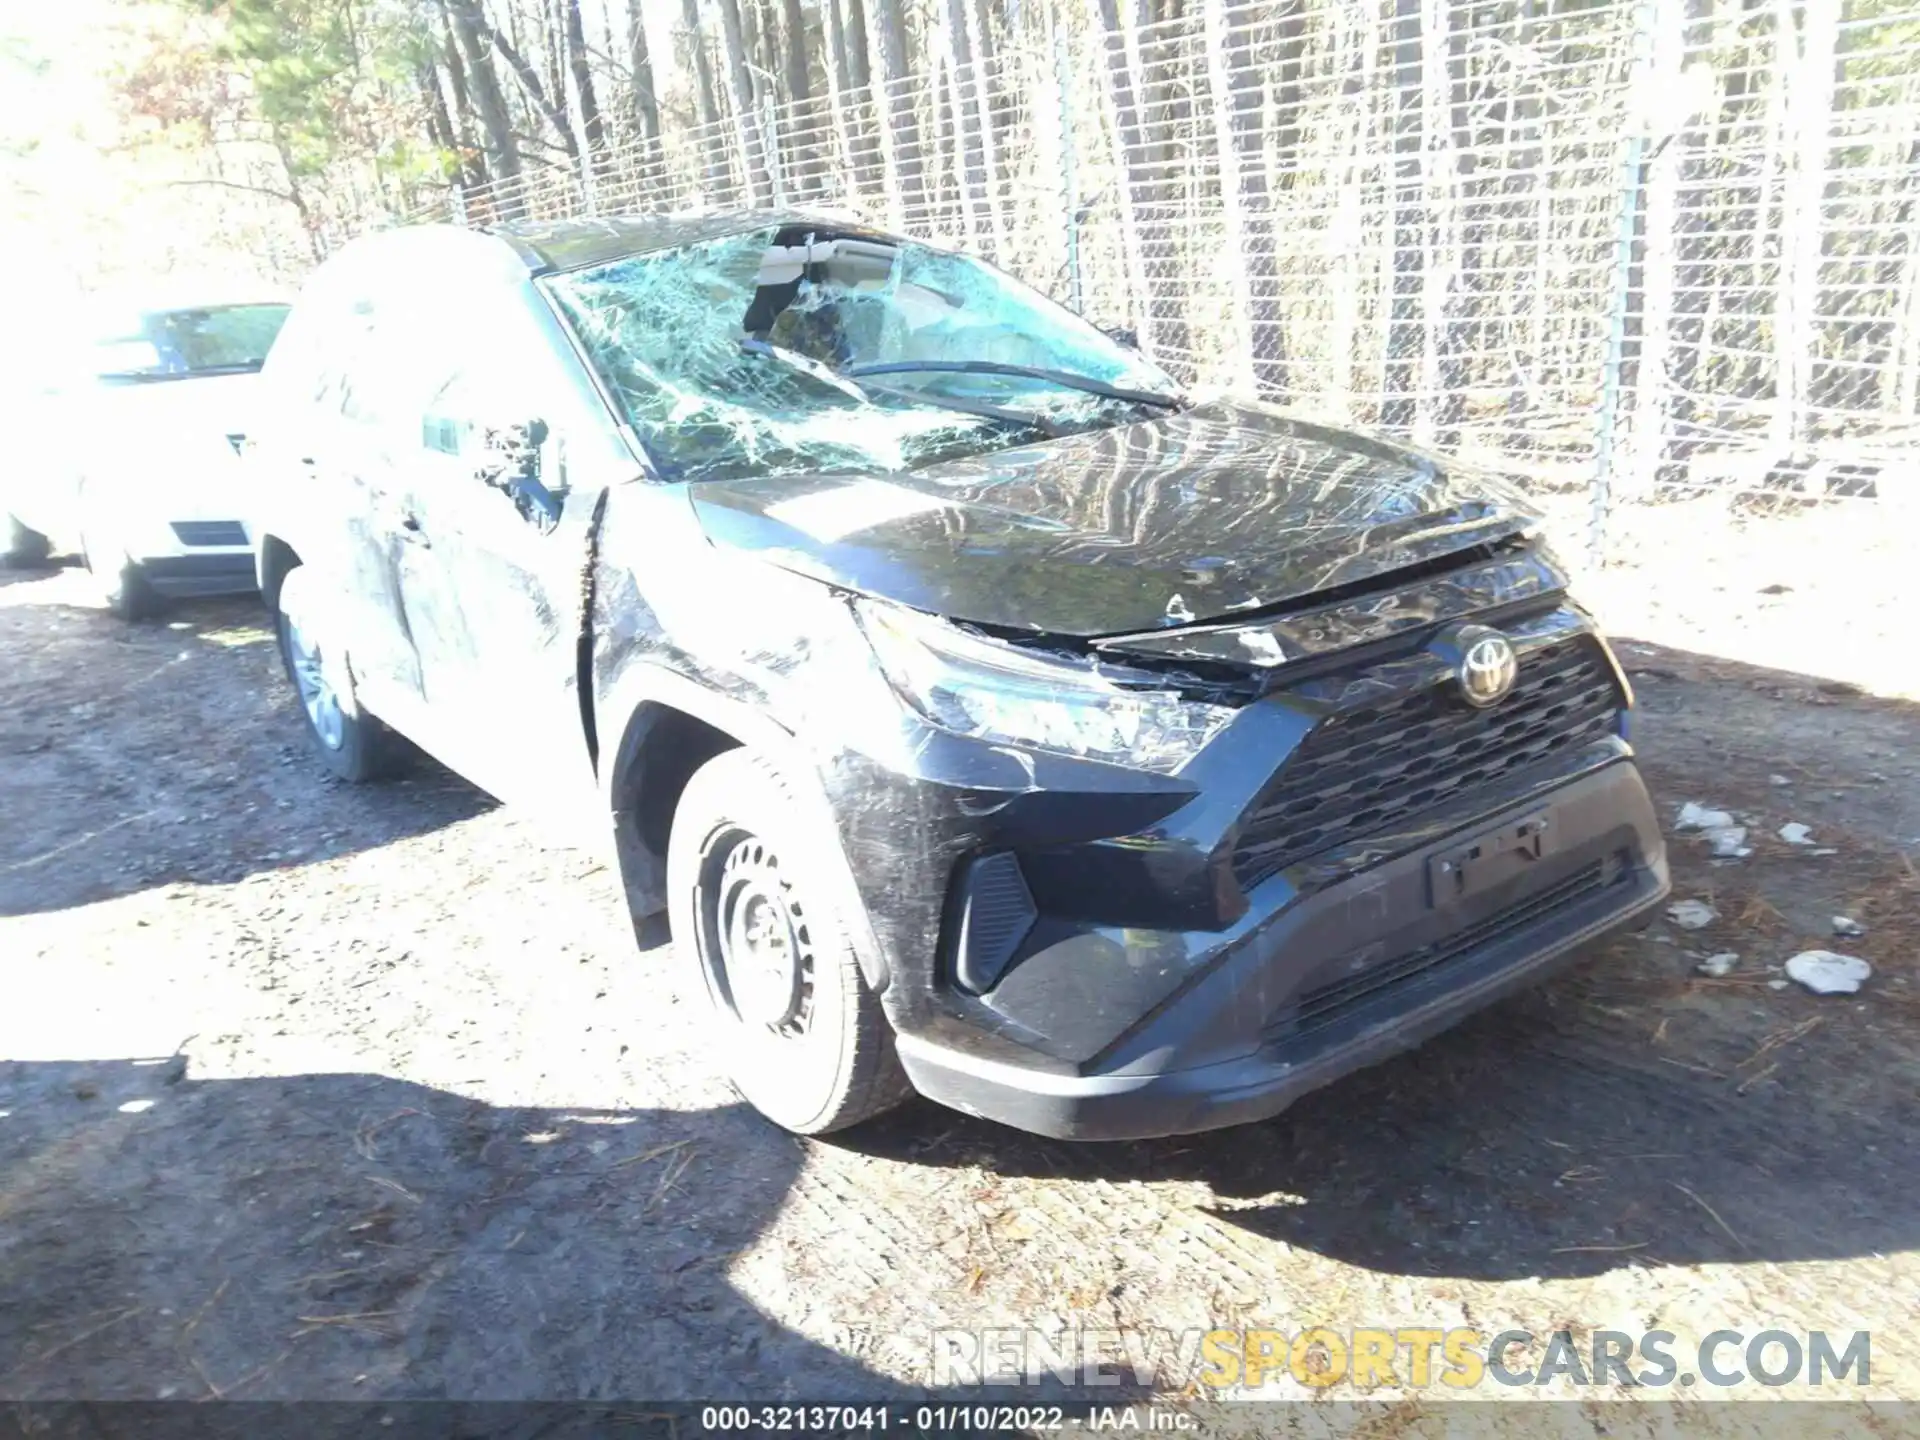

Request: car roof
left=488, top=207, right=895, bottom=275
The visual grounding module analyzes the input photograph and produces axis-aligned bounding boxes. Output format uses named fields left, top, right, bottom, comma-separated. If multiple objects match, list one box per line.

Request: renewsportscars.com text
left=932, top=1326, right=1871, bottom=1391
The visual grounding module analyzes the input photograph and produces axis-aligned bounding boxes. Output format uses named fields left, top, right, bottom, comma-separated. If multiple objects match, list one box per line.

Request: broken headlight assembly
left=854, top=599, right=1238, bottom=774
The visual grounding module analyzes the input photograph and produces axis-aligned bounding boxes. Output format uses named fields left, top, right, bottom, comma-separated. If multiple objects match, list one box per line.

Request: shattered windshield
left=543, top=225, right=1180, bottom=484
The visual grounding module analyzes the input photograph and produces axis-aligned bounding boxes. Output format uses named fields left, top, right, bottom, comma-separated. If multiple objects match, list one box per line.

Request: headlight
left=853, top=599, right=1237, bottom=774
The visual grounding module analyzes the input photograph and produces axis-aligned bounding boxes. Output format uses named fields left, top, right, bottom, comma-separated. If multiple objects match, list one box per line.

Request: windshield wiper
left=739, top=338, right=1064, bottom=437
left=842, top=360, right=1183, bottom=411
left=739, top=337, right=870, bottom=402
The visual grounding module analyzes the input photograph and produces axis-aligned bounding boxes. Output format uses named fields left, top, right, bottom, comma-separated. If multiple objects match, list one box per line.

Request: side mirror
left=478, top=419, right=564, bottom=532
left=1098, top=323, right=1140, bottom=350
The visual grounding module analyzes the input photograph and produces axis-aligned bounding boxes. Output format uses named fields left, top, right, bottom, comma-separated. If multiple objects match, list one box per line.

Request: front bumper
left=893, top=761, right=1666, bottom=1139
left=141, top=551, right=257, bottom=597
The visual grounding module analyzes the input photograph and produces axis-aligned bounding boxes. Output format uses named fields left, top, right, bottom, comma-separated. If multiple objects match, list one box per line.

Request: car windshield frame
left=92, top=303, right=292, bottom=384
left=539, top=224, right=1183, bottom=485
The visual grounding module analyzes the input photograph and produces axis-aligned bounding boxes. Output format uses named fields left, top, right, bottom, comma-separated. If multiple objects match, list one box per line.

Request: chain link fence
left=421, top=0, right=1920, bottom=561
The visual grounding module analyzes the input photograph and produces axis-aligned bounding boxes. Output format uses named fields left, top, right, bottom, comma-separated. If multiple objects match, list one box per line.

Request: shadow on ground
left=0, top=1057, right=939, bottom=1403
left=0, top=575, right=492, bottom=919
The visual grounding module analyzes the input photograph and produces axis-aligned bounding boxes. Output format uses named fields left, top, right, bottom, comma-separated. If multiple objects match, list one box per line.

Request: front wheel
left=667, top=749, right=911, bottom=1135
left=80, top=528, right=160, bottom=621
left=274, top=566, right=409, bottom=783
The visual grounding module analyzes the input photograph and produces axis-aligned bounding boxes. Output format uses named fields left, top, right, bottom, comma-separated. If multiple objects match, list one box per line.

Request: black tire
left=80, top=525, right=162, bottom=620
left=2, top=513, right=51, bottom=569
left=273, top=566, right=410, bottom=783
left=668, top=748, right=911, bottom=1135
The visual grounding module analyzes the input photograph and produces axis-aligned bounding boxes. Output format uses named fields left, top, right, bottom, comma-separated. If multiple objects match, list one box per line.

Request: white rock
left=1676, top=802, right=1735, bottom=832
left=1705, top=825, right=1751, bottom=858
left=1768, top=979, right=1791, bottom=991
left=1831, top=916, right=1867, bottom=938
left=1769, top=774, right=1792, bottom=787
left=1810, top=847, right=1839, bottom=857
left=1778, top=822, right=1814, bottom=845
left=1667, top=899, right=1717, bottom=930
left=1696, top=952, right=1738, bottom=978
left=1784, top=950, right=1872, bottom=995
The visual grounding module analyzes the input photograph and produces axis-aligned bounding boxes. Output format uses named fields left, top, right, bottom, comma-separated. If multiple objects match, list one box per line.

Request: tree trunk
left=627, top=0, right=662, bottom=145
left=414, top=61, right=466, bottom=198
left=941, top=0, right=989, bottom=245
left=1778, top=0, right=1838, bottom=444
left=565, top=0, right=606, bottom=156
left=442, top=0, right=524, bottom=213
left=835, top=0, right=880, bottom=197
left=680, top=0, right=732, bottom=198
left=780, top=0, right=811, bottom=108
left=1134, top=0, right=1191, bottom=365
left=844, top=0, right=872, bottom=88
left=1224, top=0, right=1297, bottom=395
left=966, top=0, right=1006, bottom=220
left=865, top=0, right=923, bottom=225
left=433, top=25, right=490, bottom=197
left=1415, top=0, right=1463, bottom=449
left=544, top=0, right=568, bottom=128
left=715, top=0, right=771, bottom=201
left=1088, top=0, right=1155, bottom=350
left=1381, top=0, right=1425, bottom=431
left=825, top=0, right=853, bottom=97
left=269, top=122, right=325, bottom=262
left=822, top=0, right=856, bottom=189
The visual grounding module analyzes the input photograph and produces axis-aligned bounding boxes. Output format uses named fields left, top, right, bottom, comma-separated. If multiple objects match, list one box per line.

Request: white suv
left=2, top=297, right=290, bottom=618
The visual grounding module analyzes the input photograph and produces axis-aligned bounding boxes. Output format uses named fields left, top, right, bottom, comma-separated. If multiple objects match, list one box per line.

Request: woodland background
left=4, top=0, right=1917, bottom=534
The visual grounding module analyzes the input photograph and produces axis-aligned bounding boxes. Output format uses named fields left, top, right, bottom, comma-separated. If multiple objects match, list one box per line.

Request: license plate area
left=1430, top=809, right=1554, bottom=907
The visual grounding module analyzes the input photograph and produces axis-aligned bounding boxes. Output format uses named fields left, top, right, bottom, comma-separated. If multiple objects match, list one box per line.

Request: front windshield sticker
left=764, top=479, right=948, bottom=542
left=544, top=227, right=1180, bottom=485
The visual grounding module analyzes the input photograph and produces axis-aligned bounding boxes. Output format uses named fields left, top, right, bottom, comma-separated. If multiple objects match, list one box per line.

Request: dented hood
left=687, top=399, right=1540, bottom=637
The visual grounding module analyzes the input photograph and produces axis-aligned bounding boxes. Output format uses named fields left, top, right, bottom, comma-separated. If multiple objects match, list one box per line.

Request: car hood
left=687, top=399, right=1541, bottom=638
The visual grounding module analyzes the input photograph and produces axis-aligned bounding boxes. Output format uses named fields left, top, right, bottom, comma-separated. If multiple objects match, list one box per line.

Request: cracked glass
left=543, top=226, right=1180, bottom=484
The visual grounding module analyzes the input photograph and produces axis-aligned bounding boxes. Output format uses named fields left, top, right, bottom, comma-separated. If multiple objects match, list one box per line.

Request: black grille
left=171, top=521, right=248, bottom=547
left=1266, top=858, right=1617, bottom=1045
left=1232, top=637, right=1622, bottom=887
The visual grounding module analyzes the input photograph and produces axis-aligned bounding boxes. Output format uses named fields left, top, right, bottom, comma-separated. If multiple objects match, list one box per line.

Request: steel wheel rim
left=705, top=831, right=815, bottom=1037
left=283, top=610, right=345, bottom=751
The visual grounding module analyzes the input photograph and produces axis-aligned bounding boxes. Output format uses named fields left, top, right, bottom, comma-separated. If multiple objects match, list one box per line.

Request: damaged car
left=251, top=211, right=1668, bottom=1140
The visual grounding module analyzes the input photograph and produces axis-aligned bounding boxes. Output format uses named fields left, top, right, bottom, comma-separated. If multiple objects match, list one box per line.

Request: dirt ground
left=3, top=503, right=1917, bottom=1428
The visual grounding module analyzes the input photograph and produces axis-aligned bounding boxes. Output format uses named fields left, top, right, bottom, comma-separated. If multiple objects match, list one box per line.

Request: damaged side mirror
left=477, top=418, right=565, bottom=533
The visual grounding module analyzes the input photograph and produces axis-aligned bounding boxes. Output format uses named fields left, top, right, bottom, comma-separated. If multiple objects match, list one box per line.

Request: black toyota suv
left=252, top=210, right=1668, bottom=1140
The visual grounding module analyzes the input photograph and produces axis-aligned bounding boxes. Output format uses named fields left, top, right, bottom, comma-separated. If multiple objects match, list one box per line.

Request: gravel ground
left=2, top=519, right=1917, bottom=1427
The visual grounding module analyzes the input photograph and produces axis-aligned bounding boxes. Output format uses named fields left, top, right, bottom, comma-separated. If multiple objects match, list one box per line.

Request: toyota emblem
left=1440, top=624, right=1519, bottom=708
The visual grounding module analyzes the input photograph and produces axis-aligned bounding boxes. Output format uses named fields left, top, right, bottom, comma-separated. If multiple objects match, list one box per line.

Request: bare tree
left=843, top=0, right=872, bottom=88
left=1088, top=0, right=1155, bottom=344
left=626, top=0, right=662, bottom=145
left=1216, top=0, right=1301, bottom=394
left=441, top=0, right=525, bottom=207
left=1382, top=0, right=1426, bottom=430
left=564, top=0, right=606, bottom=157
left=865, top=0, right=923, bottom=223
left=715, top=0, right=772, bottom=199
left=779, top=0, right=812, bottom=107
left=475, top=5, right=582, bottom=159
left=679, top=0, right=732, bottom=196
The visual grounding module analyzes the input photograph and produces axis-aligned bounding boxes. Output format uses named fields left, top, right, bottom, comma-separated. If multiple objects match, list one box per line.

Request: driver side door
left=380, top=284, right=626, bottom=832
